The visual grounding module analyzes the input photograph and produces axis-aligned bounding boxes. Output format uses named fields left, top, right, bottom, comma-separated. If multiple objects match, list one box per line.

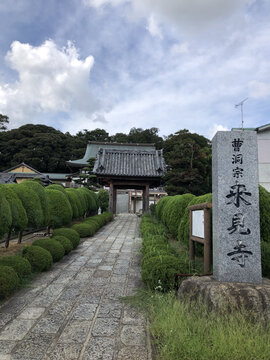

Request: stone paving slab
left=0, top=214, right=152, bottom=360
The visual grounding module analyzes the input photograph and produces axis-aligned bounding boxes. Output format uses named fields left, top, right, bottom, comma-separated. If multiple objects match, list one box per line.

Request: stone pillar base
left=178, top=276, right=270, bottom=319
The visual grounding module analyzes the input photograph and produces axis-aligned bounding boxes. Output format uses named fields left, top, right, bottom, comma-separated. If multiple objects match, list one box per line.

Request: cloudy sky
left=0, top=0, right=269, bottom=139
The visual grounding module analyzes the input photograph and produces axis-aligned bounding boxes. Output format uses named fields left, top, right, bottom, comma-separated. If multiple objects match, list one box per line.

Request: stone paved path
left=0, top=214, right=151, bottom=360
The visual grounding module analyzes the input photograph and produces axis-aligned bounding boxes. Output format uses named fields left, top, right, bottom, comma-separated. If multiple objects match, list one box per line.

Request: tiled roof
left=93, top=148, right=166, bottom=178
left=66, top=142, right=156, bottom=167
left=0, top=173, right=17, bottom=184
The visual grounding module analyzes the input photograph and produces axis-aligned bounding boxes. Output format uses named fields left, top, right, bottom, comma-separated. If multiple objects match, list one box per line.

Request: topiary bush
left=83, top=218, right=100, bottom=232
left=0, top=184, right=12, bottom=239
left=9, top=183, right=44, bottom=229
left=22, top=245, right=52, bottom=272
left=163, top=194, right=195, bottom=238
left=51, top=235, right=73, bottom=254
left=0, top=255, right=31, bottom=278
left=64, top=189, right=79, bottom=219
left=65, top=188, right=84, bottom=217
left=45, top=189, right=72, bottom=228
left=80, top=188, right=98, bottom=215
left=259, top=185, right=270, bottom=243
left=0, top=266, right=19, bottom=299
left=156, top=196, right=171, bottom=222
left=72, top=223, right=96, bottom=237
left=52, top=228, right=80, bottom=248
left=1, top=185, right=25, bottom=246
left=142, top=254, right=190, bottom=292
left=23, top=181, right=50, bottom=226
left=32, top=238, right=65, bottom=262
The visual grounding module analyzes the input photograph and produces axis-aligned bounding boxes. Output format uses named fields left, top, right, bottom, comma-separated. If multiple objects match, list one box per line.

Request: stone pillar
left=143, top=185, right=150, bottom=214
left=212, top=131, right=262, bottom=283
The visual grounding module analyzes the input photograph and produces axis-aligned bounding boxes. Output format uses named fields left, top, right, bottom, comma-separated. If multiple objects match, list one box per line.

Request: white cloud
left=249, top=80, right=270, bottom=99
left=0, top=40, right=98, bottom=125
left=146, top=15, right=163, bottom=39
left=208, top=124, right=230, bottom=140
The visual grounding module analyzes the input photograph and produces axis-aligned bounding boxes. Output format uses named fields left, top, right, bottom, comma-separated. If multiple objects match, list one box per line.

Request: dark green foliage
left=261, top=241, right=270, bottom=278
left=65, top=189, right=79, bottom=219
left=46, top=184, right=66, bottom=194
left=2, top=185, right=27, bottom=233
left=8, top=183, right=44, bottom=228
left=0, top=113, right=9, bottom=131
left=259, top=185, right=270, bottom=243
left=22, top=245, right=52, bottom=272
left=178, top=193, right=212, bottom=248
left=0, top=265, right=19, bottom=299
left=45, top=189, right=72, bottom=228
left=0, top=255, right=31, bottom=278
left=83, top=218, right=100, bottom=232
left=150, top=203, right=156, bottom=216
left=102, top=212, right=113, bottom=222
left=156, top=197, right=171, bottom=222
left=22, top=180, right=50, bottom=226
left=142, top=254, right=189, bottom=292
left=141, top=215, right=190, bottom=291
left=75, top=189, right=88, bottom=215
left=80, top=188, right=98, bottom=215
left=52, top=228, right=80, bottom=248
left=72, top=223, right=96, bottom=237
left=65, top=188, right=84, bottom=217
left=52, top=235, right=73, bottom=254
left=32, top=238, right=65, bottom=262
left=97, top=189, right=109, bottom=212
left=163, top=129, right=211, bottom=196
left=163, top=194, right=195, bottom=238
left=0, top=185, right=12, bottom=238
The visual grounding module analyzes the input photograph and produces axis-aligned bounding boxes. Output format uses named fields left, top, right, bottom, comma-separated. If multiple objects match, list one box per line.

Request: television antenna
left=235, top=98, right=248, bottom=130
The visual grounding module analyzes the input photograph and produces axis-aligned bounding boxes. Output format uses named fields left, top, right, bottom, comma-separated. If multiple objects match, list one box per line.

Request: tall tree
left=0, top=114, right=9, bottom=131
left=163, top=130, right=211, bottom=196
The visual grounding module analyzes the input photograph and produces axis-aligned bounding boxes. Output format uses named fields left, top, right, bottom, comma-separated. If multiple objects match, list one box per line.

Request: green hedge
left=97, top=189, right=109, bottom=212
left=72, top=223, right=96, bottom=237
left=156, top=196, right=172, bottom=222
left=0, top=185, right=12, bottom=238
left=45, top=189, right=72, bottom=228
left=23, top=181, right=50, bottom=226
left=0, top=266, right=19, bottom=299
left=0, top=256, right=31, bottom=278
left=32, top=238, right=65, bottom=262
left=65, top=189, right=79, bottom=219
left=140, top=215, right=190, bottom=291
left=22, top=245, right=53, bottom=272
left=52, top=235, right=73, bottom=254
left=52, top=228, right=80, bottom=248
left=9, top=183, right=44, bottom=229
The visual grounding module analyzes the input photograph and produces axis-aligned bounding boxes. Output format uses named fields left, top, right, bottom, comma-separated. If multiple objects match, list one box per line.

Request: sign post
left=212, top=131, right=262, bottom=283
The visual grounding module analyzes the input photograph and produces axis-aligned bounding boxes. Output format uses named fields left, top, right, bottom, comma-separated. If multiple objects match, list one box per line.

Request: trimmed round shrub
left=0, top=266, right=19, bottom=299
left=156, top=196, right=172, bottom=222
left=163, top=194, right=195, bottom=238
left=45, top=189, right=72, bottom=228
left=9, top=183, right=44, bottom=228
left=22, top=181, right=50, bottom=226
left=46, top=184, right=67, bottom=195
left=22, top=245, right=52, bottom=272
left=2, top=185, right=27, bottom=235
left=52, top=235, right=73, bottom=254
left=0, top=184, right=12, bottom=238
left=76, top=189, right=88, bottom=215
left=142, top=254, right=189, bottom=292
left=72, top=223, right=96, bottom=237
left=65, top=189, right=79, bottom=219
left=65, top=188, right=84, bottom=217
left=52, top=228, right=80, bottom=248
left=81, top=188, right=98, bottom=215
left=83, top=219, right=100, bottom=232
left=101, top=212, right=113, bottom=223
left=0, top=255, right=31, bottom=278
left=32, top=238, right=65, bottom=262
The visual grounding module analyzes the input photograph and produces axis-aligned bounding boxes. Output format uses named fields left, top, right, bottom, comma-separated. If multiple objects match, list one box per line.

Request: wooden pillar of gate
left=109, top=182, right=117, bottom=214
left=143, top=184, right=150, bottom=214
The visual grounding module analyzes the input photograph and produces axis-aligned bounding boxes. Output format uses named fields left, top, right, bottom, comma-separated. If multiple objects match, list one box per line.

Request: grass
left=123, top=290, right=270, bottom=360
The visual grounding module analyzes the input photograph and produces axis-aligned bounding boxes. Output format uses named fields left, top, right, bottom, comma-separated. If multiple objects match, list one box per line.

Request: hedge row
left=0, top=181, right=110, bottom=247
left=0, top=212, right=113, bottom=299
left=155, top=185, right=270, bottom=278
left=141, top=215, right=190, bottom=292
